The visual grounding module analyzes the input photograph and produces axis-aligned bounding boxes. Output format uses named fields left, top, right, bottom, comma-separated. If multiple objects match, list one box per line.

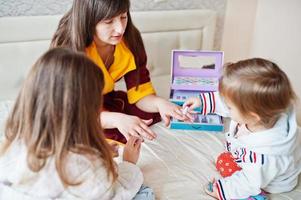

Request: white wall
left=222, top=0, right=301, bottom=124
left=250, top=0, right=301, bottom=124
left=221, top=0, right=257, bottom=62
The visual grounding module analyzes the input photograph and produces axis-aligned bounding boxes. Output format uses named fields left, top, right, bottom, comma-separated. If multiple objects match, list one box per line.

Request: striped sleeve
left=199, top=92, right=216, bottom=115
left=215, top=180, right=227, bottom=200
left=199, top=92, right=230, bottom=117
left=215, top=162, right=265, bottom=199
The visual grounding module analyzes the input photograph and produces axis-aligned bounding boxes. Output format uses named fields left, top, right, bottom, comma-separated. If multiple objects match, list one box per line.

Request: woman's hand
left=123, top=136, right=142, bottom=164
left=155, top=98, right=188, bottom=126
left=101, top=111, right=157, bottom=141
left=115, top=113, right=157, bottom=140
left=135, top=95, right=191, bottom=126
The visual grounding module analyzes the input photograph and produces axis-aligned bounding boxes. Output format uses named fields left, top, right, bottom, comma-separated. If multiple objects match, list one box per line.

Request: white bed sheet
left=137, top=122, right=301, bottom=200
left=0, top=101, right=300, bottom=199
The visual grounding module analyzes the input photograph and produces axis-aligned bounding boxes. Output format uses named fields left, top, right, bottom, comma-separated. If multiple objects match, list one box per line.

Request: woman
left=51, top=0, right=184, bottom=143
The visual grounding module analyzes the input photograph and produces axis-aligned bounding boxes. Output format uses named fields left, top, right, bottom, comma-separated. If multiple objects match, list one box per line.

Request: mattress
left=0, top=101, right=300, bottom=199
left=137, top=122, right=301, bottom=200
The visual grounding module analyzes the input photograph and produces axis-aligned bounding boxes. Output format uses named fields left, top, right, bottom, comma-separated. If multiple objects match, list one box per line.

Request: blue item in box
left=170, top=113, right=224, bottom=132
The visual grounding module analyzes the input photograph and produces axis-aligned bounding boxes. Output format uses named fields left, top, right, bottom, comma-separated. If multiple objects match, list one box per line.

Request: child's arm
left=203, top=92, right=229, bottom=117
left=212, top=158, right=272, bottom=199
left=68, top=161, right=143, bottom=199
left=183, top=92, right=230, bottom=117
left=114, top=136, right=144, bottom=199
left=66, top=137, right=144, bottom=199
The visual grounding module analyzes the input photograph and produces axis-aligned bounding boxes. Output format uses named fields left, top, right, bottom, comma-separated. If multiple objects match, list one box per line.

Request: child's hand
left=109, top=143, right=119, bottom=158
left=106, top=139, right=124, bottom=158
left=181, top=106, right=195, bottom=123
left=204, top=179, right=219, bottom=199
left=123, top=136, right=142, bottom=164
left=182, top=97, right=201, bottom=110
left=181, top=97, right=201, bottom=122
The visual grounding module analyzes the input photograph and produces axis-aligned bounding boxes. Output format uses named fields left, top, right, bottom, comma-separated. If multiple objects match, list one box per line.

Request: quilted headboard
left=0, top=9, right=217, bottom=100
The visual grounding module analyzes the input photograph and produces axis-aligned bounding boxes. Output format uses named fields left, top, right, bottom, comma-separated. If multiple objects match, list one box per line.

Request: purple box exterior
left=170, top=50, right=224, bottom=91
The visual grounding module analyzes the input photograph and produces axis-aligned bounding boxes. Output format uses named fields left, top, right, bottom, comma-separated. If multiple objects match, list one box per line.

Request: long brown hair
left=1, top=48, right=117, bottom=186
left=51, top=0, right=146, bottom=74
left=219, top=58, right=297, bottom=128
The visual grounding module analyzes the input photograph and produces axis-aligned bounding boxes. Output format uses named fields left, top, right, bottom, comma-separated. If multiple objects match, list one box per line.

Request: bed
left=0, top=9, right=300, bottom=200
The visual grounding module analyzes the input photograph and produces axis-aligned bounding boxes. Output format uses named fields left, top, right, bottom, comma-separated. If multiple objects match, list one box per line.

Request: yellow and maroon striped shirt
left=85, top=41, right=155, bottom=104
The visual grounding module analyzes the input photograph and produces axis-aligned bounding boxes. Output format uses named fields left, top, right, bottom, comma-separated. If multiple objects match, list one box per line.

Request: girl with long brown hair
left=0, top=48, right=153, bottom=199
left=51, top=0, right=185, bottom=144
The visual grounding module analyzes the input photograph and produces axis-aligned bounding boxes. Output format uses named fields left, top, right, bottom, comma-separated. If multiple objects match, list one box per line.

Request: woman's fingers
left=117, top=115, right=156, bottom=142
left=139, top=122, right=157, bottom=139
left=125, top=119, right=156, bottom=140
left=175, top=107, right=184, bottom=116
left=185, top=112, right=195, bottom=122
left=142, top=118, right=153, bottom=125
left=161, top=114, right=170, bottom=127
left=133, top=126, right=147, bottom=141
left=172, top=108, right=185, bottom=120
left=128, top=130, right=141, bottom=139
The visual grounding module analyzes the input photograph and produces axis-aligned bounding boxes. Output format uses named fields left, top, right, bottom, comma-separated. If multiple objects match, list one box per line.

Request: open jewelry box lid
left=170, top=50, right=224, bottom=91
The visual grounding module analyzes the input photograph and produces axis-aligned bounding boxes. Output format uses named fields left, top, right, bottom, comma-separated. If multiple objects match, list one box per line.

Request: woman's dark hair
left=51, top=0, right=147, bottom=74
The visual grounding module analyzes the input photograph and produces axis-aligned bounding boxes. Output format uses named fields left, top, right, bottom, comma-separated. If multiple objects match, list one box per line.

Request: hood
left=234, top=110, right=300, bottom=155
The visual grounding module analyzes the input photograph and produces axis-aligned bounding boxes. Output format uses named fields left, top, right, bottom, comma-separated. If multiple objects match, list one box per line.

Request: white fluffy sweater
left=0, top=141, right=143, bottom=200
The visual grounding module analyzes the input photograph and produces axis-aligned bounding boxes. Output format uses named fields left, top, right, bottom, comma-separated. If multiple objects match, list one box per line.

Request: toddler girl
left=183, top=58, right=301, bottom=199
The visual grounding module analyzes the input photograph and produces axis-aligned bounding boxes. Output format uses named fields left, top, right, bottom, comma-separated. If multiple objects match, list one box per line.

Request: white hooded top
left=201, top=92, right=301, bottom=199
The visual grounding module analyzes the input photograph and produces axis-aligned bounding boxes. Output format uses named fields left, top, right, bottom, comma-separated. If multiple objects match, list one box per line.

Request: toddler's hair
left=2, top=47, right=117, bottom=186
left=219, top=58, right=296, bottom=127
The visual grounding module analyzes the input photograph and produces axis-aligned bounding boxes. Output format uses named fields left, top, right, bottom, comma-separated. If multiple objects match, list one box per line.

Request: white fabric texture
left=139, top=122, right=301, bottom=200
left=198, top=92, right=301, bottom=199
left=0, top=101, right=301, bottom=199
left=0, top=140, right=143, bottom=199
left=217, top=110, right=301, bottom=199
